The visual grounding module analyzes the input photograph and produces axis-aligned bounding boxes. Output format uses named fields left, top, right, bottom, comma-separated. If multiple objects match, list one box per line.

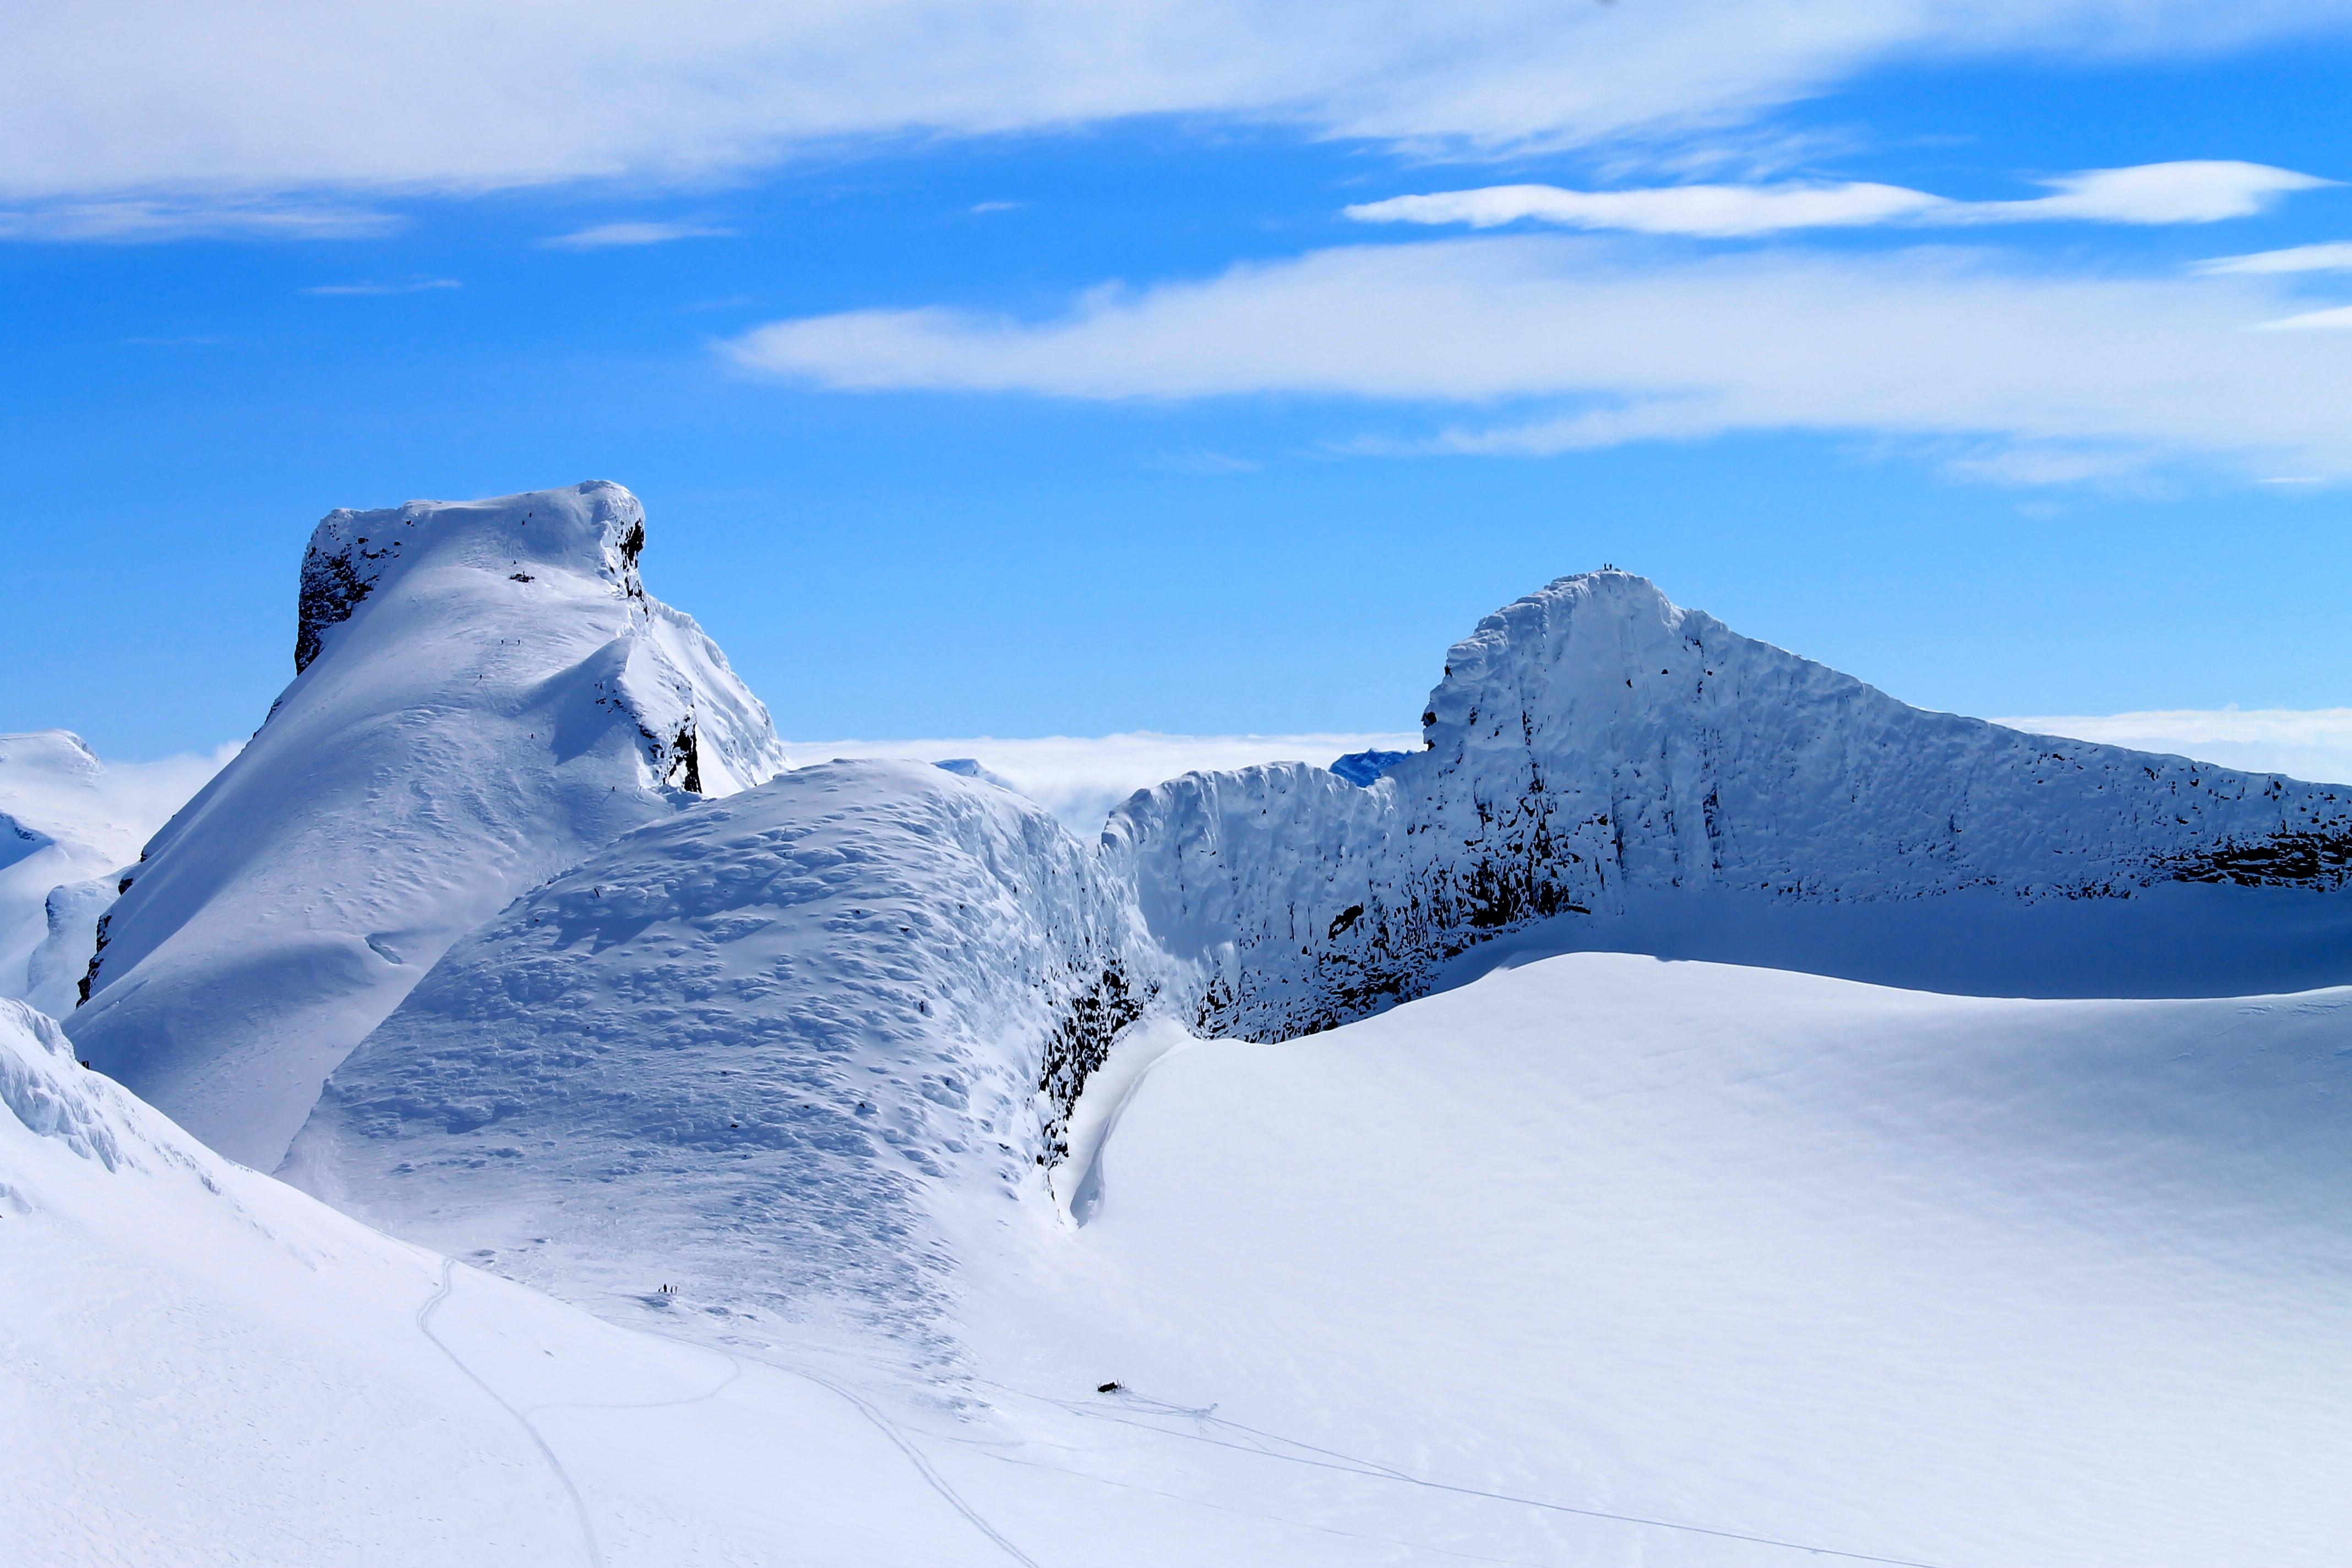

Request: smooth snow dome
left=68, top=482, right=787, bottom=1169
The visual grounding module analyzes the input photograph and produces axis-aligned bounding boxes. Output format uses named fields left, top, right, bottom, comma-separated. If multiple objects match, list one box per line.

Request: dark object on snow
left=1330, top=749, right=1407, bottom=787
left=1097, top=1381, right=1122, bottom=1394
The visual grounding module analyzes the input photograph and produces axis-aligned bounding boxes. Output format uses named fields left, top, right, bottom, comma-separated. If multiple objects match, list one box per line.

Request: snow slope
left=47, top=950, right=2349, bottom=1566
left=0, top=997, right=1082, bottom=1568
left=1110, top=570, right=2352, bottom=1038
left=285, top=759, right=1155, bottom=1343
left=941, top=951, right=2352, bottom=1567
left=0, top=732, right=234, bottom=1016
left=68, top=482, right=787, bottom=1169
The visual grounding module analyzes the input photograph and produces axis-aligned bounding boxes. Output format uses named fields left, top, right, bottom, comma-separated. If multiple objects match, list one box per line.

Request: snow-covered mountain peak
left=1116, top=570, right=2352, bottom=1040
left=72, top=482, right=788, bottom=1168
left=297, top=480, right=646, bottom=672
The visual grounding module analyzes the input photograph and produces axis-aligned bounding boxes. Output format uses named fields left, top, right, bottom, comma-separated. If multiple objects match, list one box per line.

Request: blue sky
left=6, top=4, right=2352, bottom=757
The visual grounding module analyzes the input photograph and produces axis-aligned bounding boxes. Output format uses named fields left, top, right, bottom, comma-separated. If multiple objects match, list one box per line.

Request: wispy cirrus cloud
left=541, top=221, right=732, bottom=250
left=724, top=236, right=2352, bottom=483
left=301, top=276, right=461, bottom=296
left=1344, top=162, right=2331, bottom=237
left=8, top=2, right=2352, bottom=203
left=2196, top=241, right=2352, bottom=274
left=0, top=197, right=399, bottom=243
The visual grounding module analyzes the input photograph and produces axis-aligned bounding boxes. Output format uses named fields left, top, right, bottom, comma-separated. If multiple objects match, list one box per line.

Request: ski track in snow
left=413, top=1258, right=606, bottom=1568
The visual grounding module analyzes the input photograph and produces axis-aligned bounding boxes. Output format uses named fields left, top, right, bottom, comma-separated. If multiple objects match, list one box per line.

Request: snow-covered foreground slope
left=1, top=997, right=1055, bottom=1568
left=0, top=732, right=234, bottom=1016
left=1111, top=571, right=2352, bottom=1038
left=940, top=952, right=2352, bottom=1567
left=19, top=940, right=2352, bottom=1565
left=286, top=760, right=1154, bottom=1342
left=69, top=482, right=787, bottom=1169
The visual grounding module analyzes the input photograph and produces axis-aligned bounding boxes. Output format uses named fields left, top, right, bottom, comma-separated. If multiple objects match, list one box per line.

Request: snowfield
left=14, top=955, right=2352, bottom=1565
left=12, top=481, right=2352, bottom=1566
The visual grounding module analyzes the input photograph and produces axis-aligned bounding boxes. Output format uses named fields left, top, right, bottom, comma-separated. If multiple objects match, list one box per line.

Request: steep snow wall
left=70, top=482, right=788, bottom=1169
left=285, top=760, right=1154, bottom=1340
left=1109, top=571, right=2352, bottom=1038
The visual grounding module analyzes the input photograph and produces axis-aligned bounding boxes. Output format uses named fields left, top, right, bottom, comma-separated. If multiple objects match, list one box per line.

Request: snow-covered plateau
left=8, top=481, right=2350, bottom=1566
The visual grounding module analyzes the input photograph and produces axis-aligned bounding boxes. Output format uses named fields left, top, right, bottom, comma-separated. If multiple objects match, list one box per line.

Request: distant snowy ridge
left=1112, top=570, right=2352, bottom=1038
left=0, top=731, right=236, bottom=1017
left=286, top=759, right=1158, bottom=1337
left=70, top=482, right=788, bottom=1169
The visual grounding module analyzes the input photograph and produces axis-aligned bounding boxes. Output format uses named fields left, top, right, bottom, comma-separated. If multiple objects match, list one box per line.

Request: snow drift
left=68, top=482, right=787, bottom=1169
left=286, top=759, right=1155, bottom=1337
left=1109, top=570, right=2352, bottom=1038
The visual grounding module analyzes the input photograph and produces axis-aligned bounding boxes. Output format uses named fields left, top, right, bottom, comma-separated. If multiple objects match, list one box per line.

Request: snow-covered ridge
left=70, top=482, right=788, bottom=1169
left=286, top=760, right=1156, bottom=1337
left=1112, top=570, right=2352, bottom=1038
left=0, top=731, right=235, bottom=1018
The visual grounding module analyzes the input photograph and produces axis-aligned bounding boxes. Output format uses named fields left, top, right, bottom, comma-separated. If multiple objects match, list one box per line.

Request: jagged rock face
left=284, top=760, right=1154, bottom=1340
left=1112, top=571, right=2352, bottom=1038
left=70, top=482, right=789, bottom=1169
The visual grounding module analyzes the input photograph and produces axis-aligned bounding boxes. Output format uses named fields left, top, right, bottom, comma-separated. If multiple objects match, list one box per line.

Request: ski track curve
left=415, top=1258, right=606, bottom=1568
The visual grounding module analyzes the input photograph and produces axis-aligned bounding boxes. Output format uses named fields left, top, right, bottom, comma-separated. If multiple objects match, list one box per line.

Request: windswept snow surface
left=286, top=760, right=1155, bottom=1343
left=68, top=482, right=787, bottom=1169
left=1110, top=571, right=2352, bottom=1038
left=0, top=731, right=235, bottom=1015
left=40, top=953, right=2350, bottom=1565
left=0, top=997, right=1064, bottom=1567
left=937, top=952, right=2352, bottom=1567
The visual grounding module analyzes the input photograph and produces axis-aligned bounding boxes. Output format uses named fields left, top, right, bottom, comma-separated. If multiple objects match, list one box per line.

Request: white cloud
left=782, top=731, right=1419, bottom=829
left=1996, top=710, right=2352, bottom=786
left=542, top=221, right=732, bottom=250
left=2257, top=304, right=2352, bottom=330
left=6, top=2, right=2351, bottom=203
left=301, top=277, right=462, bottom=296
left=724, top=235, right=2352, bottom=480
left=2197, top=241, right=2352, bottom=275
left=1346, top=162, right=2329, bottom=237
left=0, top=198, right=398, bottom=242
left=1347, top=181, right=1943, bottom=236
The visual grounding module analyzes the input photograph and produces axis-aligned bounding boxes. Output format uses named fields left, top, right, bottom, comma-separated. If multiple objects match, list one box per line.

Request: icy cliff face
left=70, top=482, right=788, bottom=1169
left=285, top=760, right=1154, bottom=1338
left=1112, top=571, right=2352, bottom=1038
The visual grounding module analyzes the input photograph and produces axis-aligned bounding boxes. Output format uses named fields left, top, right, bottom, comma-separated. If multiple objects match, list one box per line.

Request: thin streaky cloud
left=724, top=235, right=2352, bottom=482
left=1344, top=162, right=2329, bottom=237
left=302, top=277, right=462, bottom=296
left=9, top=2, right=2352, bottom=203
left=0, top=199, right=398, bottom=243
left=541, top=221, right=732, bottom=250
left=2256, top=304, right=2352, bottom=330
left=2197, top=241, right=2352, bottom=275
